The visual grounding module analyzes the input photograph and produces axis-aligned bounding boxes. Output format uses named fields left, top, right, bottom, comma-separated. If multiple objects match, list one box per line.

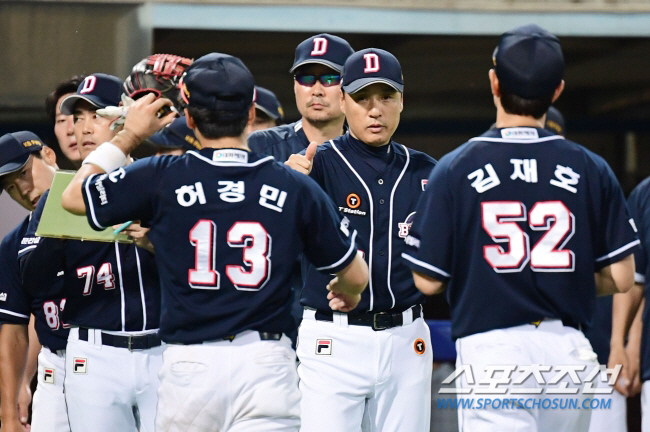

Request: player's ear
left=551, top=80, right=565, bottom=103
left=340, top=90, right=346, bottom=115
left=488, top=69, right=500, bottom=97
left=247, top=104, right=256, bottom=126
left=185, top=109, right=195, bottom=130
left=41, top=146, right=58, bottom=168
left=399, top=92, right=404, bottom=112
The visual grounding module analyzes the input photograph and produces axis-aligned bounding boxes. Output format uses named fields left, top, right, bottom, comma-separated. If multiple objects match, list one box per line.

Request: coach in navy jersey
left=19, top=74, right=164, bottom=432
left=403, top=25, right=638, bottom=432
left=0, top=132, right=71, bottom=432
left=286, top=48, right=436, bottom=432
left=61, top=53, right=368, bottom=432
left=248, top=33, right=353, bottom=162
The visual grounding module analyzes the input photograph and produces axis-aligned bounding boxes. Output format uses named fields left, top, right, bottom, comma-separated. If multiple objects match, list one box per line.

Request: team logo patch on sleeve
left=414, top=338, right=426, bottom=355
left=44, top=368, right=55, bottom=384
left=73, top=358, right=87, bottom=374
left=316, top=339, right=332, bottom=355
left=421, top=179, right=428, bottom=191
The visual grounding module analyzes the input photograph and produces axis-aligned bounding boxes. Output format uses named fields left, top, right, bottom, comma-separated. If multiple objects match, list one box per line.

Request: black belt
left=561, top=318, right=581, bottom=331
left=314, top=305, right=422, bottom=331
left=78, top=328, right=162, bottom=351
left=221, top=331, right=283, bottom=342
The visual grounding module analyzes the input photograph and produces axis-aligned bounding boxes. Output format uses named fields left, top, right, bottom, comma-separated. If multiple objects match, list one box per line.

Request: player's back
left=108, top=149, right=355, bottom=344
left=423, top=127, right=637, bottom=339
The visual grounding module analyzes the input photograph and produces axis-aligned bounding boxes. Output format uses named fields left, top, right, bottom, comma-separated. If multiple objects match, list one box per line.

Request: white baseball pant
left=455, top=319, right=599, bottom=432
left=156, top=331, right=300, bottom=432
left=297, top=309, right=432, bottom=432
left=30, top=347, right=70, bottom=432
left=64, top=328, right=164, bottom=432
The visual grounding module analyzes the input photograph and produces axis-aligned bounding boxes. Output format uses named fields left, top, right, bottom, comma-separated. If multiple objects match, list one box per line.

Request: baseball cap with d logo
left=290, top=33, right=354, bottom=74
left=60, top=73, right=122, bottom=115
left=342, top=48, right=404, bottom=94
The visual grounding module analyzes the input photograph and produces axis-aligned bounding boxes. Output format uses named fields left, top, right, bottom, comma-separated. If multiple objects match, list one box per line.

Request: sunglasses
left=294, top=74, right=342, bottom=87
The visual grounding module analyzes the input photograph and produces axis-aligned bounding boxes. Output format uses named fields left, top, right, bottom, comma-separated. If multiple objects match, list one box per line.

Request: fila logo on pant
left=73, top=358, right=87, bottom=374
left=316, top=339, right=332, bottom=355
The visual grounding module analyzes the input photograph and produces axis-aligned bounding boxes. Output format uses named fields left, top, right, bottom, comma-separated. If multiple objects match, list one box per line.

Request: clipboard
left=35, top=171, right=132, bottom=243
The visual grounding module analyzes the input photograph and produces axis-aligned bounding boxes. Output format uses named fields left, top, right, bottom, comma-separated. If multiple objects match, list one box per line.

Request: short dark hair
left=500, top=88, right=554, bottom=119
left=186, top=106, right=249, bottom=139
left=45, top=75, right=86, bottom=123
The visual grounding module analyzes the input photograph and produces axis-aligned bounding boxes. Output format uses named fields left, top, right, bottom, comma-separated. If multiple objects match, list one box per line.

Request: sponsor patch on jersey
left=316, top=339, right=332, bottom=355
left=339, top=193, right=367, bottom=216
left=500, top=128, right=539, bottom=139
left=421, top=179, right=428, bottom=191
left=398, top=211, right=416, bottom=238
left=414, top=338, right=426, bottom=355
left=73, top=357, right=87, bottom=374
left=43, top=368, right=55, bottom=384
left=212, top=149, right=249, bottom=163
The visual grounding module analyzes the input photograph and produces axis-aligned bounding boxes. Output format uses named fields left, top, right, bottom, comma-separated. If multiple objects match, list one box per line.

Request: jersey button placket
left=378, top=179, right=384, bottom=185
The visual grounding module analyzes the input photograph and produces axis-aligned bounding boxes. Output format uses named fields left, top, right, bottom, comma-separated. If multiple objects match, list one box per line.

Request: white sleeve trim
left=635, top=272, right=646, bottom=284
left=401, top=253, right=451, bottom=278
left=595, top=239, right=640, bottom=262
left=17, top=245, right=37, bottom=256
left=0, top=308, right=29, bottom=320
left=316, top=230, right=357, bottom=271
left=84, top=174, right=106, bottom=230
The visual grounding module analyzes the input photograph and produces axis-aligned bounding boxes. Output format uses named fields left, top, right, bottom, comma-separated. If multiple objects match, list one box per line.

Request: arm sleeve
left=402, top=161, right=454, bottom=281
left=82, top=157, right=164, bottom=231
left=627, top=184, right=648, bottom=284
left=0, top=237, right=30, bottom=325
left=298, top=175, right=358, bottom=274
left=593, top=160, right=640, bottom=270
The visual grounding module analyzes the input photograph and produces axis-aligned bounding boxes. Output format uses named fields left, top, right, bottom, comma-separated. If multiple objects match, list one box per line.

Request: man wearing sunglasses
left=248, top=33, right=354, bottom=162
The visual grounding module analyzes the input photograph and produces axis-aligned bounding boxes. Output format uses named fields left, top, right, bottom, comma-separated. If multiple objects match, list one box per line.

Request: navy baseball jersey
left=627, top=177, right=650, bottom=381
left=403, top=127, right=639, bottom=340
left=0, top=215, right=68, bottom=351
left=81, top=148, right=358, bottom=344
left=247, top=120, right=310, bottom=162
left=301, top=133, right=436, bottom=313
left=20, top=191, right=160, bottom=333
left=581, top=296, right=613, bottom=365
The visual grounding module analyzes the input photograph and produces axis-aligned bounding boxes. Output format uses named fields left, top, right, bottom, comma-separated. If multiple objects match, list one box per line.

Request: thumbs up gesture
left=285, top=141, right=318, bottom=175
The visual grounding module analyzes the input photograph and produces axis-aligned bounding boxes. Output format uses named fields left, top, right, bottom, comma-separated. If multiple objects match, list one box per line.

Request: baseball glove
left=122, top=54, right=193, bottom=111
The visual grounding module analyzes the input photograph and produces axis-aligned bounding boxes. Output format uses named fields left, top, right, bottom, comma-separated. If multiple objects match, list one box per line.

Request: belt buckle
left=372, top=312, right=389, bottom=331
left=127, top=336, right=133, bottom=351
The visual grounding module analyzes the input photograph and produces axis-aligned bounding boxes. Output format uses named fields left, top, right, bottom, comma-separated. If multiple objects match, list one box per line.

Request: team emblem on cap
left=363, top=53, right=380, bottom=73
left=311, top=38, right=328, bottom=56
left=414, top=338, right=426, bottom=355
left=316, top=339, right=332, bottom=355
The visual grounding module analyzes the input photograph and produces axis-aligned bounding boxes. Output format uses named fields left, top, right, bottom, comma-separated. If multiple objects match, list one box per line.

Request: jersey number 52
left=482, top=200, right=575, bottom=273
left=189, top=220, right=271, bottom=291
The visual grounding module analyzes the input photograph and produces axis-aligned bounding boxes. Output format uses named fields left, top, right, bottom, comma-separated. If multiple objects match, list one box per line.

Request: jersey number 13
left=481, top=200, right=575, bottom=273
left=188, top=220, right=271, bottom=291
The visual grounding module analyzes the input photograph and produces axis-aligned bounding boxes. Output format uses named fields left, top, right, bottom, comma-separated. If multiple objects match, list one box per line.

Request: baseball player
left=45, top=75, right=86, bottom=169
left=403, top=24, right=638, bottom=432
left=20, top=74, right=164, bottom=432
left=60, top=52, right=368, bottom=432
left=144, top=116, right=200, bottom=156
left=286, top=48, right=435, bottom=432
left=248, top=33, right=353, bottom=161
left=0, top=132, right=70, bottom=432
left=610, top=174, right=650, bottom=430
left=250, top=86, right=284, bottom=133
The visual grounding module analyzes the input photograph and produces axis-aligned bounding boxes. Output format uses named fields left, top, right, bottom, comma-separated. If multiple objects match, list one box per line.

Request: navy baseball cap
left=0, top=131, right=44, bottom=178
left=290, top=34, right=354, bottom=74
left=60, top=74, right=122, bottom=115
left=544, top=106, right=566, bottom=135
left=493, top=24, right=564, bottom=99
left=181, top=53, right=254, bottom=119
left=342, top=48, right=404, bottom=94
left=255, top=86, right=284, bottom=121
left=147, top=117, right=200, bottom=151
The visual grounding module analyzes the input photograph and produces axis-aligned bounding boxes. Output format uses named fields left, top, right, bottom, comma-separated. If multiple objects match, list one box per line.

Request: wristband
left=82, top=142, right=127, bottom=173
